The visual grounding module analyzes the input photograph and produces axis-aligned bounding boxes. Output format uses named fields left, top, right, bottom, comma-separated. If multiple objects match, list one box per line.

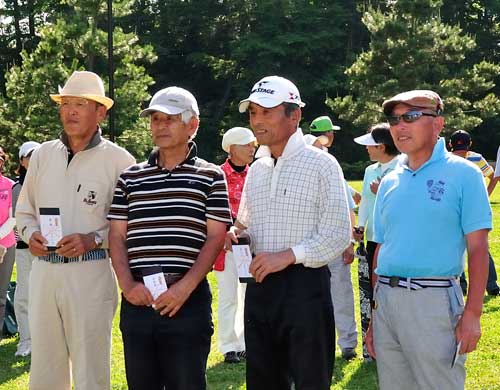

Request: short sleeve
left=107, top=175, right=129, bottom=220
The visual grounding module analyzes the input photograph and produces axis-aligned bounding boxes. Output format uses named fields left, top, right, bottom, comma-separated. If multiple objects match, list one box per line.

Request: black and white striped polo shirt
left=108, top=143, right=232, bottom=274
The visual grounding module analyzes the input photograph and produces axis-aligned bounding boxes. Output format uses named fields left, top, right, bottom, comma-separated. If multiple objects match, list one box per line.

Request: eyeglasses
left=386, top=110, right=437, bottom=126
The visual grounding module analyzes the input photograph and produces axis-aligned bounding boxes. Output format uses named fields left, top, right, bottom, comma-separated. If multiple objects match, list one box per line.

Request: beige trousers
left=14, top=248, right=35, bottom=347
left=29, top=258, right=118, bottom=390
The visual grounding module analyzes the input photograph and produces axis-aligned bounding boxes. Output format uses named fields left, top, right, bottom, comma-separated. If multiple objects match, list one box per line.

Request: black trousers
left=120, top=279, right=213, bottom=390
left=244, top=265, right=335, bottom=390
left=460, top=251, right=499, bottom=294
left=358, top=240, right=377, bottom=359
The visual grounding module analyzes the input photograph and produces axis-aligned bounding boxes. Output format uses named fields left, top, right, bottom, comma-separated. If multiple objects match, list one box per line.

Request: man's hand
left=365, top=319, right=376, bottom=358
left=29, top=231, right=49, bottom=257
left=250, top=249, right=295, bottom=283
left=343, top=244, right=355, bottom=264
left=154, top=281, right=192, bottom=317
left=370, top=178, right=381, bottom=195
left=455, top=309, right=482, bottom=354
left=122, top=280, right=154, bottom=307
left=56, top=233, right=96, bottom=257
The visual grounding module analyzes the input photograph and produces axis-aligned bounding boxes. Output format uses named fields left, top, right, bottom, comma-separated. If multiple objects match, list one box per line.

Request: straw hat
left=50, top=71, right=114, bottom=109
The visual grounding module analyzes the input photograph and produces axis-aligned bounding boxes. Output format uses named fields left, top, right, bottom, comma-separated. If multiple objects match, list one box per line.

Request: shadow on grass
left=0, top=335, right=30, bottom=386
left=207, top=360, right=246, bottom=390
left=483, top=296, right=500, bottom=313
left=332, top=355, right=379, bottom=390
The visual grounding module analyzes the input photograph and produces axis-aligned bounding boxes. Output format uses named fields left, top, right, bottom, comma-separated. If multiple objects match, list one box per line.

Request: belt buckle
left=389, top=276, right=400, bottom=288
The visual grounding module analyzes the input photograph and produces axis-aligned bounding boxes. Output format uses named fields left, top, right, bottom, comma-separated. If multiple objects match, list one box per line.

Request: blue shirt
left=358, top=156, right=400, bottom=241
left=373, top=138, right=492, bottom=277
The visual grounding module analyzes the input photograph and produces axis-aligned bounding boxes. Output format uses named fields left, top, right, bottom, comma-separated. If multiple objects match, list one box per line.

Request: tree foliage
left=1, top=0, right=156, bottom=161
left=328, top=0, right=500, bottom=138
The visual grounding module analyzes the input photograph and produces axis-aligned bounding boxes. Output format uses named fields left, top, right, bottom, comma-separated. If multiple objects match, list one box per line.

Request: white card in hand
left=39, top=208, right=63, bottom=249
left=143, top=272, right=168, bottom=300
left=232, top=244, right=254, bottom=282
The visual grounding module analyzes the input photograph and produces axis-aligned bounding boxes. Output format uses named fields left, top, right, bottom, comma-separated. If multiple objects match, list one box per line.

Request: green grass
left=1, top=181, right=499, bottom=389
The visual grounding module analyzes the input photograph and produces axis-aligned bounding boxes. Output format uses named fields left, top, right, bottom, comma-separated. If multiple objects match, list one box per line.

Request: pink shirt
left=0, top=175, right=15, bottom=247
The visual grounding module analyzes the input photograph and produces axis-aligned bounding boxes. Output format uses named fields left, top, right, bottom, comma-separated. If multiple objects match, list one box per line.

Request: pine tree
left=2, top=0, right=157, bottom=160
left=328, top=0, right=500, bottom=133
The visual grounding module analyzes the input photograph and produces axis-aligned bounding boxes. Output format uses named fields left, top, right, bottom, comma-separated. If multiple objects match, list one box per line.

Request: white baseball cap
left=19, top=141, right=41, bottom=159
left=239, top=75, right=306, bottom=113
left=222, top=127, right=256, bottom=153
left=140, top=86, right=200, bottom=117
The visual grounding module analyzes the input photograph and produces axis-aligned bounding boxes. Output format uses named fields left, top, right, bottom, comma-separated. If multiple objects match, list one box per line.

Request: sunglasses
left=386, top=110, right=438, bottom=126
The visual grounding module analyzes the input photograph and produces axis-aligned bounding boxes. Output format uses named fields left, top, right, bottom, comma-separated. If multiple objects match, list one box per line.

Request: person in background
left=309, top=118, right=359, bottom=361
left=448, top=130, right=499, bottom=296
left=12, top=141, right=40, bottom=357
left=16, top=71, right=135, bottom=390
left=310, top=116, right=362, bottom=205
left=488, top=145, right=500, bottom=195
left=0, top=146, right=16, bottom=342
left=215, top=127, right=256, bottom=364
left=352, top=123, right=400, bottom=361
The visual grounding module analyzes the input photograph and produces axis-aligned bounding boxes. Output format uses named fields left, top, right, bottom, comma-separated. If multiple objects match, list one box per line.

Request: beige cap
left=382, top=90, right=443, bottom=115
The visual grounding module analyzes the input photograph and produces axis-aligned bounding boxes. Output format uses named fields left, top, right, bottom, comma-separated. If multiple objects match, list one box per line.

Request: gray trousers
left=328, top=257, right=358, bottom=350
left=373, top=281, right=466, bottom=390
left=0, top=245, right=16, bottom=331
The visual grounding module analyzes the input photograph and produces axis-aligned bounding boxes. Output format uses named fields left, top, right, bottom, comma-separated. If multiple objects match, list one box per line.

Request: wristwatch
left=94, top=232, right=103, bottom=249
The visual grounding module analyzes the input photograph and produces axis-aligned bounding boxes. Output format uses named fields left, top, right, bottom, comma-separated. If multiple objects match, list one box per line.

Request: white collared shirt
left=237, top=129, right=351, bottom=268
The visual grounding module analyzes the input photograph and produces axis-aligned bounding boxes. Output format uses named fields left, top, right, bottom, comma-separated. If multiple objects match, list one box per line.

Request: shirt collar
left=400, top=137, right=447, bottom=172
left=379, top=155, right=399, bottom=170
left=221, top=159, right=249, bottom=175
left=254, top=128, right=306, bottom=160
left=148, top=141, right=198, bottom=167
left=60, top=127, right=102, bottom=151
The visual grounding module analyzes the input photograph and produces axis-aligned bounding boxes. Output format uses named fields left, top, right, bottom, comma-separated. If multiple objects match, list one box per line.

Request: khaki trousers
left=29, top=257, right=118, bottom=390
left=14, top=248, right=35, bottom=347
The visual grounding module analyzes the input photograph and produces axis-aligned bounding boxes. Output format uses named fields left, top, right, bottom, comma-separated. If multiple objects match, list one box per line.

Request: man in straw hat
left=365, top=90, right=491, bottom=390
left=16, top=70, right=135, bottom=390
left=226, top=75, right=351, bottom=389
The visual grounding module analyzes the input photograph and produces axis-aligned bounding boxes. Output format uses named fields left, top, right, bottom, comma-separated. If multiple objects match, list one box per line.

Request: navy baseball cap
left=449, top=130, right=471, bottom=151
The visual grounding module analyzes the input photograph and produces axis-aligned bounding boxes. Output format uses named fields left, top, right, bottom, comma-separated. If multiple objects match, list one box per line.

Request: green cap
left=309, top=116, right=340, bottom=133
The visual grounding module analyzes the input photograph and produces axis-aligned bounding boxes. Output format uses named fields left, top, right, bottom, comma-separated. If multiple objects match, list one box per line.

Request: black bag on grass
left=2, top=281, right=18, bottom=337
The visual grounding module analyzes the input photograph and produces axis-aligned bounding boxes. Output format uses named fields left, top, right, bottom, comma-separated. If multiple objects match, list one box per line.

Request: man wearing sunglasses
left=365, top=90, right=491, bottom=390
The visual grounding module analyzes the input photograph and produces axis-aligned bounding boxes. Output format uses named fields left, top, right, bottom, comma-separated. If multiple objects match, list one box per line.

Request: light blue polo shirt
left=373, top=138, right=492, bottom=277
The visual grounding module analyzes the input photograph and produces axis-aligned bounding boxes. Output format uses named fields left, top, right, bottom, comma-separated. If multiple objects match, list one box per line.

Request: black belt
left=39, top=249, right=107, bottom=264
left=379, top=275, right=453, bottom=290
left=132, top=272, right=184, bottom=287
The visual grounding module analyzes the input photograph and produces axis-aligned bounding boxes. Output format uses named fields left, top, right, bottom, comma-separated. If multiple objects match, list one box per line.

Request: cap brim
left=239, top=96, right=282, bottom=113
left=223, top=134, right=257, bottom=152
left=354, top=133, right=381, bottom=146
left=50, top=94, right=114, bottom=110
left=239, top=96, right=305, bottom=113
left=21, top=147, right=37, bottom=158
left=140, top=104, right=186, bottom=117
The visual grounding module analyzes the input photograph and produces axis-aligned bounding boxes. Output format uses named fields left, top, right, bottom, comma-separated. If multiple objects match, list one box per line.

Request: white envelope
left=143, top=272, right=168, bottom=300
left=232, top=244, right=255, bottom=282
